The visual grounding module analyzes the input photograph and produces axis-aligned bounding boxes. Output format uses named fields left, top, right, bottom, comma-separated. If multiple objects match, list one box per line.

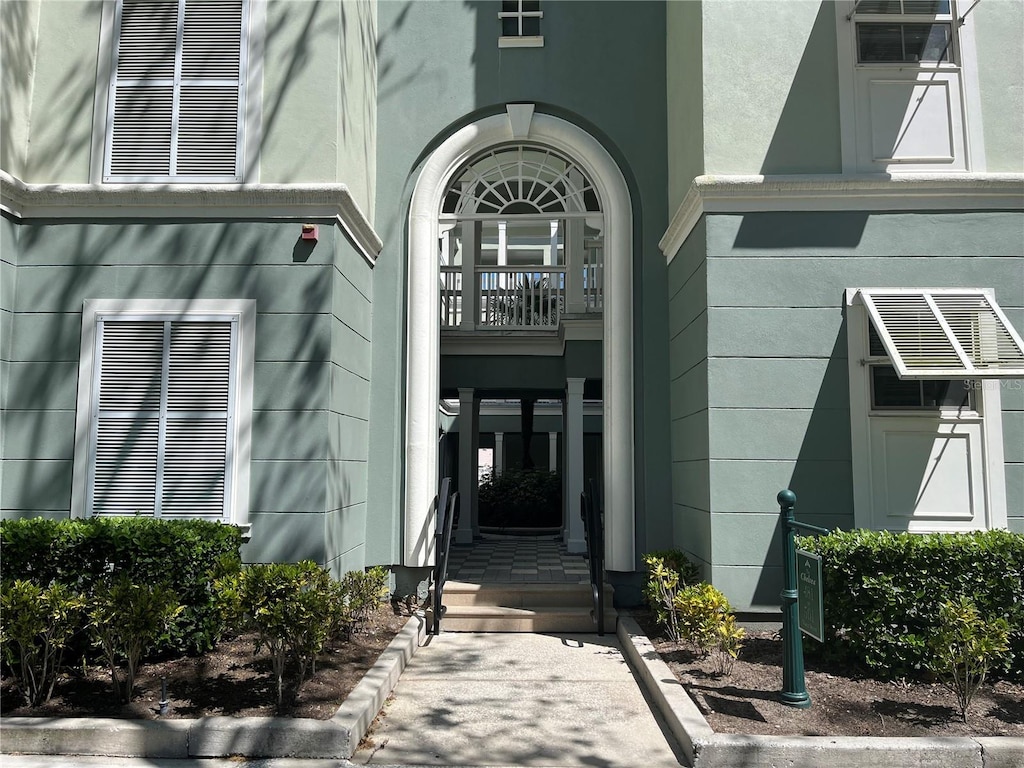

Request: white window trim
left=90, top=0, right=266, bottom=184
left=845, top=288, right=1008, bottom=532
left=834, top=0, right=986, bottom=173
left=72, top=299, right=255, bottom=533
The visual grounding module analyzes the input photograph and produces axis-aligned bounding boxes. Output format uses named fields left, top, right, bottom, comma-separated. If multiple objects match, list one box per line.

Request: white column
left=548, top=432, right=558, bottom=472
left=456, top=388, right=478, bottom=544
left=494, top=432, right=505, bottom=477
left=564, top=378, right=586, bottom=553
left=564, top=218, right=585, bottom=313
left=460, top=220, right=478, bottom=330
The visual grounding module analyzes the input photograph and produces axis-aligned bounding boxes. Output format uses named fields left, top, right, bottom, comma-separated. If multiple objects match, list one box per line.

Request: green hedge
left=798, top=529, right=1024, bottom=679
left=0, top=517, right=242, bottom=653
left=478, top=469, right=562, bottom=528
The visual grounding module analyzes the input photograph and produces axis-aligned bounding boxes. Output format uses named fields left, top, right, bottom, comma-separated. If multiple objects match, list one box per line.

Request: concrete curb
left=618, top=615, right=1024, bottom=768
left=0, top=613, right=426, bottom=759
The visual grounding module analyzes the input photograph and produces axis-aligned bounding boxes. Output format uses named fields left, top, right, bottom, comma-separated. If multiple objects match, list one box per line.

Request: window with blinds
left=104, top=0, right=248, bottom=182
left=88, top=318, right=236, bottom=519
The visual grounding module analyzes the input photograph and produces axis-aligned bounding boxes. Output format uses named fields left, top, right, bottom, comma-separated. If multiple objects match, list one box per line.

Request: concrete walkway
left=349, top=631, right=685, bottom=767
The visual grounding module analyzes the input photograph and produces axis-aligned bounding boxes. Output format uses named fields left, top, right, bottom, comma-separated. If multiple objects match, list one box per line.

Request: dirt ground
left=5, top=606, right=1023, bottom=738
left=1, top=604, right=411, bottom=720
left=634, top=612, right=1024, bottom=738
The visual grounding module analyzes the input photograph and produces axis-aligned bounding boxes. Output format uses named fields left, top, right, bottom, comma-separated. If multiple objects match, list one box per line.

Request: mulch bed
left=634, top=611, right=1024, bottom=738
left=1, top=603, right=412, bottom=721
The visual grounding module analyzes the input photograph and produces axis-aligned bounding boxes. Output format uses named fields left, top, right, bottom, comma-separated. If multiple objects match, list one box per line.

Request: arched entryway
left=403, top=105, right=635, bottom=573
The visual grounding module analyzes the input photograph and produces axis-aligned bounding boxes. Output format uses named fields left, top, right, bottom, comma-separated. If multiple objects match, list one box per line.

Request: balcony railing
left=442, top=254, right=602, bottom=330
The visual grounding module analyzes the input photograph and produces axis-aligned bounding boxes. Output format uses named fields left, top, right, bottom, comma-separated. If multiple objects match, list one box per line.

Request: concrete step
left=426, top=604, right=618, bottom=633
left=439, top=581, right=614, bottom=609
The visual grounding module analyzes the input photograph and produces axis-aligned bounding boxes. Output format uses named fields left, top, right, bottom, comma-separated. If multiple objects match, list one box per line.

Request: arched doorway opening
left=403, top=106, right=635, bottom=573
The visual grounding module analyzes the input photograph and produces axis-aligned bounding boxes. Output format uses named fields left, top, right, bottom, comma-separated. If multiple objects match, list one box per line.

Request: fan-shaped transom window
left=441, top=145, right=602, bottom=216
left=439, top=144, right=605, bottom=329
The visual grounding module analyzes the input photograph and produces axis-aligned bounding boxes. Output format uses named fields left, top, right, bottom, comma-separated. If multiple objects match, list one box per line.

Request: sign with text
left=796, top=549, right=823, bottom=642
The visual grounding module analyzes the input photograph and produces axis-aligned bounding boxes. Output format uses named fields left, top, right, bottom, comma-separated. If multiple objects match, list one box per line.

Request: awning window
left=853, top=288, right=1024, bottom=379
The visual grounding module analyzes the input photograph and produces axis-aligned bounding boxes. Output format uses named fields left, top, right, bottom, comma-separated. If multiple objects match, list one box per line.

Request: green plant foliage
left=673, top=582, right=738, bottom=658
left=642, top=549, right=701, bottom=631
left=477, top=468, right=562, bottom=528
left=215, top=561, right=345, bottom=706
left=336, top=566, right=390, bottom=639
left=0, top=580, right=86, bottom=706
left=712, top=614, right=746, bottom=677
left=928, top=595, right=1010, bottom=722
left=643, top=554, right=683, bottom=642
left=798, top=529, right=1024, bottom=679
left=87, top=575, right=182, bottom=703
left=0, top=517, right=243, bottom=653
left=642, top=555, right=743, bottom=675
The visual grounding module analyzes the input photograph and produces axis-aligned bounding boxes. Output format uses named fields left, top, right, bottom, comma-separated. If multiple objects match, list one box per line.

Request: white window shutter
left=106, top=0, right=246, bottom=182
left=858, top=289, right=1024, bottom=378
left=162, top=322, right=232, bottom=516
left=91, top=321, right=164, bottom=515
left=91, top=319, right=235, bottom=519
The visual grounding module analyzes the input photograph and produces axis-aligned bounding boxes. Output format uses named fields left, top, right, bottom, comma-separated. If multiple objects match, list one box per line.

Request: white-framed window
left=102, top=0, right=253, bottom=183
left=845, top=288, right=1021, bottom=533
left=72, top=300, right=255, bottom=527
left=835, top=0, right=985, bottom=172
left=499, top=0, right=543, bottom=48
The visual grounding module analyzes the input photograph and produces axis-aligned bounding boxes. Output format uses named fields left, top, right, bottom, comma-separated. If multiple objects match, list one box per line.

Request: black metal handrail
left=432, top=477, right=458, bottom=635
left=580, top=478, right=605, bottom=636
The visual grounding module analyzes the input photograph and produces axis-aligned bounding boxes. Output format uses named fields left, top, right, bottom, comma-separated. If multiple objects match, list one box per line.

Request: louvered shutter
left=90, top=318, right=235, bottom=519
left=858, top=289, right=1024, bottom=379
left=106, top=0, right=247, bottom=182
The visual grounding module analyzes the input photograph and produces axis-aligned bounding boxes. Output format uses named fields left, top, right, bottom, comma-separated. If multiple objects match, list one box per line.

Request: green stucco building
left=2, top=0, right=1021, bottom=616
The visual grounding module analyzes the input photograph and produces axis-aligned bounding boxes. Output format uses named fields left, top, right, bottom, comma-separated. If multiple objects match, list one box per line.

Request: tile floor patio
left=445, top=535, right=591, bottom=583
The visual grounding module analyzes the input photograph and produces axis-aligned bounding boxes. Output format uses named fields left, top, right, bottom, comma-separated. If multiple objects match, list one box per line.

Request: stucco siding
left=975, top=0, right=1024, bottom=172
left=0, top=218, right=374, bottom=573
left=703, top=209, right=1024, bottom=611
left=668, top=218, right=711, bottom=575
left=371, top=0, right=670, bottom=566
left=701, top=0, right=841, bottom=175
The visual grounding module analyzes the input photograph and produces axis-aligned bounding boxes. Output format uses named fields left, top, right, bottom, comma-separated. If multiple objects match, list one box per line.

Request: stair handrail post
left=778, top=488, right=811, bottom=708
left=432, top=477, right=452, bottom=635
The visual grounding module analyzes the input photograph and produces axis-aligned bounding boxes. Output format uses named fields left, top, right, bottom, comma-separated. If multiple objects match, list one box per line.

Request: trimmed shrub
left=478, top=468, right=562, bottom=528
left=215, top=561, right=345, bottom=705
left=643, top=554, right=744, bottom=675
left=0, top=517, right=243, bottom=654
left=0, top=580, right=86, bottom=706
left=929, top=595, right=1010, bottom=721
left=336, top=566, right=390, bottom=639
left=798, top=529, right=1024, bottom=679
left=88, top=575, right=182, bottom=702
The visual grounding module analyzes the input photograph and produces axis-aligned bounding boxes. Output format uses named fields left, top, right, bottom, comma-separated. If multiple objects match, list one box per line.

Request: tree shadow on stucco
left=1, top=0, right=379, bottom=540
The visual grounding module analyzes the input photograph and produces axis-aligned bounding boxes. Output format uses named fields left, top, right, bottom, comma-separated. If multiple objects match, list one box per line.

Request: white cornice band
left=661, top=173, right=1024, bottom=263
left=0, top=170, right=383, bottom=266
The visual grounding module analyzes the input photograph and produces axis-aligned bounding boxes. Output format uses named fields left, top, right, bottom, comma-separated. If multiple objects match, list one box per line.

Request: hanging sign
left=796, top=549, right=823, bottom=642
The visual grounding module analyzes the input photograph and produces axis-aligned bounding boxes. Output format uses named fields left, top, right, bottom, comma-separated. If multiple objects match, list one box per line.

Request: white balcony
left=441, top=240, right=603, bottom=331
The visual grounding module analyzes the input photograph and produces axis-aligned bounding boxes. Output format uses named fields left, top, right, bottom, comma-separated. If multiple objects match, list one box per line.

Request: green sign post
left=777, top=489, right=830, bottom=709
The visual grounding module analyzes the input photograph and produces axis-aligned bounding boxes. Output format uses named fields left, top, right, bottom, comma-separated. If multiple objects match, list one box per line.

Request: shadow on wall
left=751, top=313, right=855, bottom=609
left=759, top=0, right=842, bottom=175
left=1, top=2, right=98, bottom=179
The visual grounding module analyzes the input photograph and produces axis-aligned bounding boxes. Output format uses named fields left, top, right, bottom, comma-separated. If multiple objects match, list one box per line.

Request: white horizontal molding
left=661, top=173, right=1024, bottom=263
left=0, top=170, right=383, bottom=266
